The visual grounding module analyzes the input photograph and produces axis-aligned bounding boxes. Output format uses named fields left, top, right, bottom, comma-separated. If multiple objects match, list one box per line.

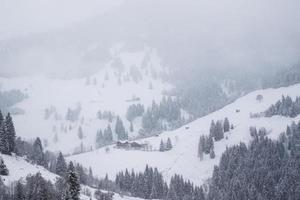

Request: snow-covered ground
left=0, top=153, right=58, bottom=185
left=0, top=153, right=145, bottom=200
left=69, top=83, right=300, bottom=186
left=0, top=46, right=171, bottom=154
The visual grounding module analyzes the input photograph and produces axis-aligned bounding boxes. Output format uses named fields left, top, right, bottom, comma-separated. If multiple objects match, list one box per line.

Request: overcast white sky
left=0, top=0, right=123, bottom=40
left=0, top=0, right=299, bottom=77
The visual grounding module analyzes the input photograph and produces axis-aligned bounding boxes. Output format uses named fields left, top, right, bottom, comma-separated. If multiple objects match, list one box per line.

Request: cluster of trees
left=65, top=104, right=81, bottom=122
left=95, top=125, right=114, bottom=149
left=198, top=118, right=231, bottom=161
left=115, top=165, right=205, bottom=200
left=0, top=163, right=81, bottom=200
left=97, top=110, right=114, bottom=122
left=95, top=117, right=130, bottom=149
left=198, top=135, right=215, bottom=160
left=264, top=95, right=300, bottom=118
left=264, top=64, right=300, bottom=88
left=0, top=157, right=8, bottom=175
left=284, top=121, right=300, bottom=156
left=126, top=104, right=144, bottom=122
left=142, top=97, right=182, bottom=134
left=0, top=111, right=16, bottom=155
left=115, top=117, right=128, bottom=141
left=159, top=138, right=173, bottom=152
left=95, top=127, right=113, bottom=148
left=207, top=124, right=300, bottom=200
left=209, top=118, right=231, bottom=142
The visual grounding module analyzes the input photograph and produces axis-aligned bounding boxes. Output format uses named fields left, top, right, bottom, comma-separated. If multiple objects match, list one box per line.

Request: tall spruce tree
left=0, top=158, right=8, bottom=175
left=56, top=152, right=67, bottom=177
left=0, top=123, right=9, bottom=155
left=66, top=162, right=81, bottom=200
left=223, top=117, right=230, bottom=132
left=31, top=137, right=46, bottom=167
left=166, top=138, right=173, bottom=150
left=5, top=113, right=16, bottom=153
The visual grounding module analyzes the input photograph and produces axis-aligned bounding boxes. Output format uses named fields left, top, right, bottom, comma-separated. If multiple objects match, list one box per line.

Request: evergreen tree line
left=207, top=123, right=300, bottom=200
left=198, top=118, right=231, bottom=160
left=65, top=105, right=81, bottom=122
left=142, top=97, right=182, bottom=134
left=95, top=116, right=129, bottom=150
left=263, top=64, right=300, bottom=88
left=0, top=162, right=81, bottom=200
left=115, top=165, right=205, bottom=200
left=264, top=95, right=300, bottom=118
left=97, top=110, right=115, bottom=123
left=126, top=104, right=145, bottom=122
left=159, top=138, right=173, bottom=152
left=209, top=118, right=231, bottom=142
left=95, top=125, right=113, bottom=148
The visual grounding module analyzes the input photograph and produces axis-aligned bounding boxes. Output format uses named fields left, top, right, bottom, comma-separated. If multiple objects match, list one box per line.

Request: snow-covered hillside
left=0, top=154, right=58, bottom=185
left=0, top=153, right=145, bottom=200
left=0, top=45, right=171, bottom=154
left=69, top=83, right=300, bottom=186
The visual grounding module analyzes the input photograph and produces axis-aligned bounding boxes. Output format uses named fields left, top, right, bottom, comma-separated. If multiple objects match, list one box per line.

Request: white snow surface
left=0, top=154, right=145, bottom=200
left=69, top=83, right=300, bottom=186
left=0, top=153, right=58, bottom=185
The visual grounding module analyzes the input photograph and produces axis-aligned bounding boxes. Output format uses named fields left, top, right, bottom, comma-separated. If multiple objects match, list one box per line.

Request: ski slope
left=0, top=46, right=171, bottom=154
left=69, top=83, right=300, bottom=186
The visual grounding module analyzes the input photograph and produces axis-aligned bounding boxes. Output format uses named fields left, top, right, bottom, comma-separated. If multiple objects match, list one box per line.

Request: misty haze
left=0, top=0, right=300, bottom=200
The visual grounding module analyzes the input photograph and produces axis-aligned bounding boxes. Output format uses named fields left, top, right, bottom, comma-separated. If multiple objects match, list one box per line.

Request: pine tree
left=159, top=140, right=165, bottom=152
left=66, top=162, right=81, bottom=200
left=209, top=120, right=216, bottom=138
left=0, top=123, right=9, bottom=155
left=0, top=158, right=8, bottom=175
left=115, top=117, right=127, bottom=140
left=166, top=138, right=173, bottom=150
left=31, top=137, right=46, bottom=166
left=96, top=130, right=104, bottom=148
left=166, top=184, right=178, bottom=200
left=215, top=120, right=224, bottom=141
left=5, top=113, right=16, bottom=153
left=104, top=125, right=113, bottom=143
left=223, top=117, right=230, bottom=132
left=56, top=152, right=67, bottom=177
left=198, top=136, right=204, bottom=160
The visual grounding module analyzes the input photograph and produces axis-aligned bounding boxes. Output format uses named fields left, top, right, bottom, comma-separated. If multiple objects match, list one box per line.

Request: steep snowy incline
left=0, top=153, right=58, bottom=185
left=0, top=153, right=146, bottom=200
left=0, top=46, right=171, bottom=154
left=69, top=83, right=300, bottom=186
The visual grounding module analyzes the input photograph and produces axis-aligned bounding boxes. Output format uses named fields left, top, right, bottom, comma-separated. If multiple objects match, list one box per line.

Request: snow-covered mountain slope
left=0, top=46, right=171, bottom=154
left=0, top=153, right=145, bottom=200
left=0, top=153, right=58, bottom=185
left=69, top=83, right=300, bottom=186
